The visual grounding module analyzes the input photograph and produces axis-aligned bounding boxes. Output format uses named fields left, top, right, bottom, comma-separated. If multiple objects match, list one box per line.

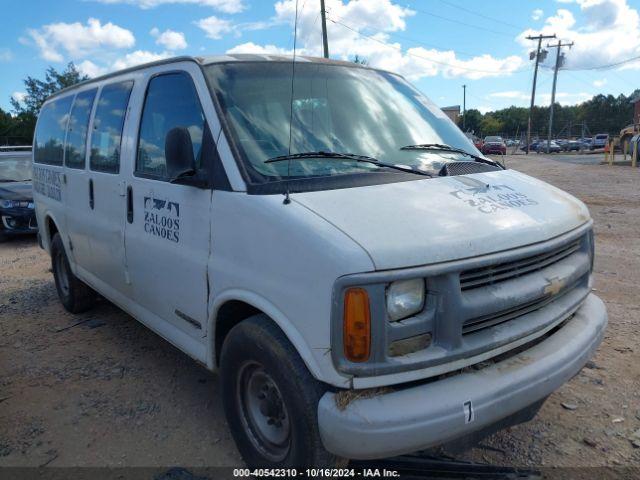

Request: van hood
left=293, top=169, right=590, bottom=271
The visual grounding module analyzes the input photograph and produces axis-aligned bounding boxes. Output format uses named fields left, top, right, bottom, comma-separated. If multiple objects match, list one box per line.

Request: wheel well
left=46, top=216, right=59, bottom=247
left=214, top=300, right=261, bottom=365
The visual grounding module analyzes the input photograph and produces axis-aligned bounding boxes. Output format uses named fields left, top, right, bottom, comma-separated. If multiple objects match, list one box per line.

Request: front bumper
left=318, top=293, right=607, bottom=459
left=0, top=208, right=38, bottom=236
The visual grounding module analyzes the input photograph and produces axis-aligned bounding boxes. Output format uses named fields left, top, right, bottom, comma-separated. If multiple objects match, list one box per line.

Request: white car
left=33, top=55, right=607, bottom=467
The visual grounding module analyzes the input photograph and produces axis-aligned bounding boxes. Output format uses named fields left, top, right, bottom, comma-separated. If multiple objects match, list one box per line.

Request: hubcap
left=55, top=251, right=70, bottom=297
left=237, top=362, right=291, bottom=461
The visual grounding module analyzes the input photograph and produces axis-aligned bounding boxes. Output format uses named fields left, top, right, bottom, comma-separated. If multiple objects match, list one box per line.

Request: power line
left=325, top=10, right=483, bottom=59
left=431, top=0, right=527, bottom=32
left=562, top=54, right=640, bottom=71
left=407, top=4, right=517, bottom=38
left=327, top=17, right=530, bottom=75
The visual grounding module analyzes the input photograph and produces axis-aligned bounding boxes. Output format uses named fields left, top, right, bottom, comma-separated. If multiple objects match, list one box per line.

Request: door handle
left=89, top=179, right=94, bottom=210
left=126, top=185, right=133, bottom=223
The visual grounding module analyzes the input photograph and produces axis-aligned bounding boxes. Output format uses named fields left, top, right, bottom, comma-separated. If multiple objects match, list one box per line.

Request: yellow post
left=611, top=139, right=616, bottom=164
left=633, top=140, right=638, bottom=168
left=606, top=140, right=611, bottom=165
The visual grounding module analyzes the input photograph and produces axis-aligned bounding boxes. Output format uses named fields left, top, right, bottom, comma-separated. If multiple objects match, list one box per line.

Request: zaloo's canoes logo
left=143, top=196, right=180, bottom=243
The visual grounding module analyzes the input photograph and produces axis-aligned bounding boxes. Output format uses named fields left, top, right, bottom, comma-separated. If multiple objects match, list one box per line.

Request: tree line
left=459, top=90, right=640, bottom=140
left=1, top=62, right=638, bottom=145
left=1, top=63, right=88, bottom=146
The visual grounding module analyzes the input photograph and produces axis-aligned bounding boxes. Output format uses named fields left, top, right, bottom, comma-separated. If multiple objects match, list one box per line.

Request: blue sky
left=1, top=0, right=639, bottom=113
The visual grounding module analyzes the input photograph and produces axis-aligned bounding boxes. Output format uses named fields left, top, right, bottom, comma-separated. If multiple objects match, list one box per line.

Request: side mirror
left=165, top=127, right=196, bottom=180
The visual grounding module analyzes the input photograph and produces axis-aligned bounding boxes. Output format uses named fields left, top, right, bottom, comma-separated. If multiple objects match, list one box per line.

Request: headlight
left=386, top=278, right=425, bottom=321
left=0, top=199, right=16, bottom=209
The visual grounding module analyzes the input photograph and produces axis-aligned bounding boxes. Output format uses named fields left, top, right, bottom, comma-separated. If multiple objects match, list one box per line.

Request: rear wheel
left=51, top=233, right=96, bottom=313
left=220, top=315, right=340, bottom=468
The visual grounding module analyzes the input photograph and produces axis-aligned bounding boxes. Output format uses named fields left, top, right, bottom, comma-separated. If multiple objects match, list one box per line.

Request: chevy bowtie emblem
left=544, top=277, right=565, bottom=296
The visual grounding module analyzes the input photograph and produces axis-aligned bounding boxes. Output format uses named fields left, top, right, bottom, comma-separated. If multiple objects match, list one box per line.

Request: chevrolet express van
left=33, top=55, right=607, bottom=467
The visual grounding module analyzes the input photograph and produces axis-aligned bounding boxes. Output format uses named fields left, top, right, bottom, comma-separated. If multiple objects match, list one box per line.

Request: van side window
left=65, top=89, right=97, bottom=169
left=90, top=81, right=133, bottom=174
left=136, top=72, right=205, bottom=179
left=34, top=96, right=73, bottom=165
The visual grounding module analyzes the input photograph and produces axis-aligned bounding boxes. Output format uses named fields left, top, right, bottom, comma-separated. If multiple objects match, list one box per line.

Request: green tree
left=480, top=115, right=504, bottom=136
left=458, top=108, right=482, bottom=134
left=9, top=62, right=88, bottom=142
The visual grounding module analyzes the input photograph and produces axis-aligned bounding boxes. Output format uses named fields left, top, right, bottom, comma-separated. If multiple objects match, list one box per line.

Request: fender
left=208, top=288, right=325, bottom=381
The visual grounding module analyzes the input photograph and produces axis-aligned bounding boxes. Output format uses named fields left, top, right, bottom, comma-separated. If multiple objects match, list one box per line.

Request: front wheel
left=220, top=315, right=340, bottom=468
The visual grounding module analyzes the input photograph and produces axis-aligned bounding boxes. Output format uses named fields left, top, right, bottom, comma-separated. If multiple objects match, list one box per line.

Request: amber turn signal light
left=343, top=287, right=371, bottom=362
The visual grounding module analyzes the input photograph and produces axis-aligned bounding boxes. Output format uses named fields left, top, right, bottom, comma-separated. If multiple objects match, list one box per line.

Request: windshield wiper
left=265, top=151, right=433, bottom=177
left=400, top=143, right=504, bottom=169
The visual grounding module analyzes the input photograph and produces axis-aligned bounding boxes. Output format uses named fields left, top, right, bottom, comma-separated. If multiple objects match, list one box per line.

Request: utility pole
left=526, top=33, right=556, bottom=154
left=320, top=0, right=329, bottom=58
left=546, top=40, right=573, bottom=152
left=462, top=84, right=466, bottom=131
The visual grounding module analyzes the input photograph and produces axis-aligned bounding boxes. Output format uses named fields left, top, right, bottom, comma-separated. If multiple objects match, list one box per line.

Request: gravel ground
left=0, top=154, right=639, bottom=470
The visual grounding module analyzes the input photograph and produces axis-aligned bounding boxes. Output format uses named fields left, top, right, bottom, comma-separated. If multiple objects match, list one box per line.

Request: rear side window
left=136, top=72, right=205, bottom=179
left=65, top=89, right=97, bottom=169
left=90, top=81, right=133, bottom=173
left=34, top=96, right=73, bottom=165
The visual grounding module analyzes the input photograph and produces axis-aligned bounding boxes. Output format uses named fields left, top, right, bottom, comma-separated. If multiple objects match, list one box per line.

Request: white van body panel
left=292, top=169, right=590, bottom=271
left=207, top=190, right=374, bottom=386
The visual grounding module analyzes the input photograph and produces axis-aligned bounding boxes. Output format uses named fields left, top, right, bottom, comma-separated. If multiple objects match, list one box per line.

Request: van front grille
left=462, top=284, right=574, bottom=335
left=460, top=239, right=581, bottom=291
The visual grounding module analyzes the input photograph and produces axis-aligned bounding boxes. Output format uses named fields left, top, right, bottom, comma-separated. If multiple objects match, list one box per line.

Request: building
left=441, top=105, right=461, bottom=124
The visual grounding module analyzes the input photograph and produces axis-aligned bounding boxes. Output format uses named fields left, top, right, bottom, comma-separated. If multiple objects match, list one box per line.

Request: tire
left=51, top=233, right=96, bottom=313
left=220, top=315, right=340, bottom=468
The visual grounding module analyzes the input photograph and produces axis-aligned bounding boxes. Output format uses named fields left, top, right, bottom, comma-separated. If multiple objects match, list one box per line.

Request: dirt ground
left=1, top=155, right=639, bottom=470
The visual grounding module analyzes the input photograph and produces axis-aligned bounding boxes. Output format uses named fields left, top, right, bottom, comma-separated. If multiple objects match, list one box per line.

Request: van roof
left=47, top=54, right=380, bottom=102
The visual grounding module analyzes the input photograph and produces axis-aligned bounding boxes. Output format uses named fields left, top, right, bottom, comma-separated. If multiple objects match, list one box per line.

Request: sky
left=1, top=0, right=640, bottom=114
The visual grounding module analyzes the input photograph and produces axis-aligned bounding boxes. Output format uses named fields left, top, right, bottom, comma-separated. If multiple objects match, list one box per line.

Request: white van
left=33, top=55, right=607, bottom=467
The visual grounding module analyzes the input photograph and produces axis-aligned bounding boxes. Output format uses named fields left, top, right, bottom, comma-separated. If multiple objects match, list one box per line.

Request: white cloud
left=489, top=91, right=530, bottom=100
left=593, top=78, right=607, bottom=87
left=93, top=0, right=245, bottom=14
left=151, top=28, right=188, bottom=50
left=77, top=60, right=107, bottom=77
left=11, top=92, right=27, bottom=104
left=76, top=51, right=171, bottom=78
left=195, top=15, right=234, bottom=39
left=27, top=18, right=135, bottom=62
left=112, top=50, right=171, bottom=70
left=488, top=90, right=592, bottom=106
left=226, top=42, right=292, bottom=55
left=518, top=0, right=640, bottom=70
left=225, top=0, right=524, bottom=80
left=532, top=8, right=544, bottom=20
left=0, top=48, right=12, bottom=62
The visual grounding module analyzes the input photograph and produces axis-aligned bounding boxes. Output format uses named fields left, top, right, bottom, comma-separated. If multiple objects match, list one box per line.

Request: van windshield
left=204, top=62, right=479, bottom=187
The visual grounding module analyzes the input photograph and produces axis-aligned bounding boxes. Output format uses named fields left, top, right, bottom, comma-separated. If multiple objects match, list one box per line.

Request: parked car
left=562, top=140, right=581, bottom=152
left=592, top=133, right=609, bottom=150
left=481, top=136, right=506, bottom=155
left=520, top=140, right=562, bottom=153
left=0, top=146, right=37, bottom=241
left=579, top=138, right=593, bottom=150
left=33, top=54, right=606, bottom=467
